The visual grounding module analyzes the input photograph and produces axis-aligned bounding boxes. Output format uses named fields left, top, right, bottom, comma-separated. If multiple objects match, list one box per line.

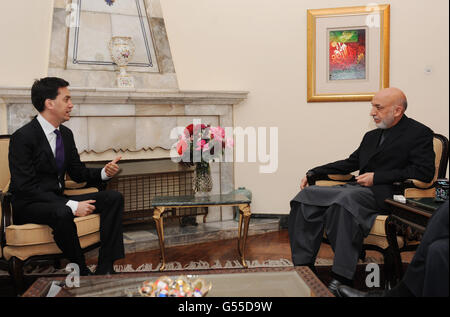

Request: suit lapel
left=360, top=129, right=383, bottom=170
left=31, top=117, right=58, bottom=172
left=374, top=115, right=409, bottom=155
left=360, top=116, right=409, bottom=170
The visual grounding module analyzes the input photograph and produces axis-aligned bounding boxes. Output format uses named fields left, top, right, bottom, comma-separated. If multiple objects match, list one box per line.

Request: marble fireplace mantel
left=1, top=86, right=248, bottom=222
left=0, top=86, right=249, bottom=162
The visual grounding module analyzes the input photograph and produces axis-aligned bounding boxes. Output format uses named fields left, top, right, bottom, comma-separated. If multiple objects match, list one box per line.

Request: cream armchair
left=0, top=135, right=102, bottom=295
left=306, top=133, right=448, bottom=288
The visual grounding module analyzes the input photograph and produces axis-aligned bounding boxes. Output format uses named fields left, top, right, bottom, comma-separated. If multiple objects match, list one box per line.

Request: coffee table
left=150, top=192, right=251, bottom=271
left=22, top=267, right=334, bottom=297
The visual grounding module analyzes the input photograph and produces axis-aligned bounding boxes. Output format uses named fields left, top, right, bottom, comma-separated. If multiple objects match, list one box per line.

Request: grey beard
left=376, top=121, right=388, bottom=129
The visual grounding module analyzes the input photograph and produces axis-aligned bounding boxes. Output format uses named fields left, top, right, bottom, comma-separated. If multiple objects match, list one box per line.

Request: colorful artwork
left=329, top=29, right=366, bottom=81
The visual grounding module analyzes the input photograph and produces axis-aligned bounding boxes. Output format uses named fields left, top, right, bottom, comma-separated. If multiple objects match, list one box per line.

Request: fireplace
left=0, top=0, right=249, bottom=225
left=1, top=87, right=248, bottom=224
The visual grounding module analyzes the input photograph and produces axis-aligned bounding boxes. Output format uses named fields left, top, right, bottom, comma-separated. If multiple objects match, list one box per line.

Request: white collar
left=37, top=113, right=59, bottom=136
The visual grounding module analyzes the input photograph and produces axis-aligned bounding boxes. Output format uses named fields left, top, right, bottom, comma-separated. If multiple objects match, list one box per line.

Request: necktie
left=378, top=130, right=388, bottom=147
left=54, top=129, right=65, bottom=174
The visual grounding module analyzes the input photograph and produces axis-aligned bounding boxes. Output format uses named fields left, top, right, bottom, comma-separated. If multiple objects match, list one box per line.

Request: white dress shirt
left=36, top=114, right=110, bottom=215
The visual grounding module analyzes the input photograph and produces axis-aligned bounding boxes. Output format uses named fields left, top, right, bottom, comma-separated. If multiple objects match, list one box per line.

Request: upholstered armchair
left=306, top=133, right=448, bottom=288
left=0, top=135, right=102, bottom=295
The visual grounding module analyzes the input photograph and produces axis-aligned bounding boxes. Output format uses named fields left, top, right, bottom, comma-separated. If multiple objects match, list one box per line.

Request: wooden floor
left=87, top=229, right=414, bottom=268
left=0, top=229, right=415, bottom=296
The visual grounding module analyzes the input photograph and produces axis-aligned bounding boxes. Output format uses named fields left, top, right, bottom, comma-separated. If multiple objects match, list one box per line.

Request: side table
left=384, top=197, right=445, bottom=284
left=150, top=192, right=251, bottom=271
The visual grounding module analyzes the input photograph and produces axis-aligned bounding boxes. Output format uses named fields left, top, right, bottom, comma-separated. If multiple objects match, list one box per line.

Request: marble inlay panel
left=185, top=105, right=232, bottom=116
left=87, top=117, right=136, bottom=152
left=221, top=163, right=235, bottom=194
left=222, top=206, right=234, bottom=221
left=135, top=104, right=185, bottom=116
left=176, top=116, right=219, bottom=129
left=149, top=18, right=175, bottom=73
left=206, top=206, right=221, bottom=223
left=135, top=116, right=177, bottom=150
left=63, top=117, right=88, bottom=153
left=7, top=104, right=37, bottom=134
left=146, top=0, right=164, bottom=18
left=76, top=11, right=112, bottom=65
left=79, top=104, right=136, bottom=116
left=82, top=0, right=142, bottom=16
left=49, top=8, right=67, bottom=69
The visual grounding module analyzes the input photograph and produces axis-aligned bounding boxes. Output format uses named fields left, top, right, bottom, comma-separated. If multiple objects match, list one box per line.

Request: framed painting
left=307, top=4, right=390, bottom=102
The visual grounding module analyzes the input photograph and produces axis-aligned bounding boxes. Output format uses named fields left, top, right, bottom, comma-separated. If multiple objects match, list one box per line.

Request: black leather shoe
left=337, top=285, right=386, bottom=297
left=94, top=264, right=117, bottom=275
left=328, top=278, right=342, bottom=296
left=80, top=265, right=94, bottom=276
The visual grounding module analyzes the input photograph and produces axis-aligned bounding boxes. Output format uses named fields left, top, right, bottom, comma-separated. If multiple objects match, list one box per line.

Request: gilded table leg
left=153, top=206, right=166, bottom=271
left=237, top=204, right=251, bottom=268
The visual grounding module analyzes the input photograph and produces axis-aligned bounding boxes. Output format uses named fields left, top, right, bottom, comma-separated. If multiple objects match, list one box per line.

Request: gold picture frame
left=307, top=4, right=390, bottom=102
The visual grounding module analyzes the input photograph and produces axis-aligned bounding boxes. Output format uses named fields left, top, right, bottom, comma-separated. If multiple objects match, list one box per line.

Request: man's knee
left=53, top=207, right=75, bottom=227
left=104, top=190, right=124, bottom=204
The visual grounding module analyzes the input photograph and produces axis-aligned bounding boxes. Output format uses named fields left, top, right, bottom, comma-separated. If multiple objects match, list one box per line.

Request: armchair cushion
left=5, top=214, right=100, bottom=246
left=2, top=232, right=99, bottom=261
left=316, top=180, right=348, bottom=187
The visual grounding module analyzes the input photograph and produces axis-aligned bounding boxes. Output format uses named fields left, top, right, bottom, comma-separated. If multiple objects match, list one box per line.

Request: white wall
left=0, top=0, right=54, bottom=87
left=161, top=0, right=449, bottom=214
left=0, top=0, right=448, bottom=214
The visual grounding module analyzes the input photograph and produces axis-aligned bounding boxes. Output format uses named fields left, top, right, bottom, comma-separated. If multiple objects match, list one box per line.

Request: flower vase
left=109, top=36, right=136, bottom=88
left=193, top=163, right=213, bottom=197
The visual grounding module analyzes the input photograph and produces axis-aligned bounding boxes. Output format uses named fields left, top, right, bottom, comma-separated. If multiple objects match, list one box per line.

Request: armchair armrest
left=393, top=179, right=437, bottom=198
left=306, top=171, right=355, bottom=186
left=1, top=190, right=13, bottom=249
left=64, top=178, right=106, bottom=195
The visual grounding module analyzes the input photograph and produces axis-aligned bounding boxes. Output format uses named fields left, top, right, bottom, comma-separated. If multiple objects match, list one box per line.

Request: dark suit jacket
left=8, top=117, right=103, bottom=211
left=310, top=115, right=435, bottom=210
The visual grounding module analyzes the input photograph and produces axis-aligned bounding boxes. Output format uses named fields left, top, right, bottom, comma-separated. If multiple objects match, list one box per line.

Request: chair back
left=433, top=134, right=449, bottom=180
left=0, top=135, right=10, bottom=237
left=0, top=135, right=10, bottom=194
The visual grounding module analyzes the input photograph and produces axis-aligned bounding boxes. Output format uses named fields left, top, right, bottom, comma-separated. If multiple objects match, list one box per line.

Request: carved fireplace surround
left=0, top=87, right=248, bottom=222
left=0, top=0, right=249, bottom=223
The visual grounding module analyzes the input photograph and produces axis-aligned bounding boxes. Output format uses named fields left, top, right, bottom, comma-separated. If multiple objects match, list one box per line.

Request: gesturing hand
left=356, top=172, right=374, bottom=187
left=105, top=156, right=122, bottom=178
left=75, top=200, right=96, bottom=217
left=300, top=176, right=309, bottom=190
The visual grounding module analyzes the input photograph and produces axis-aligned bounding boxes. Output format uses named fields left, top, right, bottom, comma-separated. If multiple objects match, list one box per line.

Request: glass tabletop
left=26, top=267, right=332, bottom=297
left=406, top=197, right=446, bottom=212
left=151, top=192, right=251, bottom=207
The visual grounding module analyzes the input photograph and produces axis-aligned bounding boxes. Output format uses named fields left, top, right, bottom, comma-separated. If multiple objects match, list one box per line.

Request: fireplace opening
left=106, top=171, right=208, bottom=225
left=85, top=159, right=208, bottom=226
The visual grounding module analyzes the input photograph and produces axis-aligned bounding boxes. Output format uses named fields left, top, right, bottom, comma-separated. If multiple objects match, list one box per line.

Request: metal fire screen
left=107, top=171, right=207, bottom=224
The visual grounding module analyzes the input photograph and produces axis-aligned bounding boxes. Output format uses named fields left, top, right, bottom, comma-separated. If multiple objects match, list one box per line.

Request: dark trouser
left=288, top=201, right=364, bottom=280
left=403, top=200, right=449, bottom=297
left=13, top=190, right=125, bottom=266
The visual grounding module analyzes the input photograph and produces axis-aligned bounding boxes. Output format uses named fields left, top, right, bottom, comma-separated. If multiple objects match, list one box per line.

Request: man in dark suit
left=337, top=200, right=448, bottom=297
left=288, top=87, right=435, bottom=295
left=8, top=77, right=125, bottom=275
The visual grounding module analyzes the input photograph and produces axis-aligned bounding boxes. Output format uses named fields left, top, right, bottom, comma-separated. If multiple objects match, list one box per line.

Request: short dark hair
left=31, top=77, right=69, bottom=112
